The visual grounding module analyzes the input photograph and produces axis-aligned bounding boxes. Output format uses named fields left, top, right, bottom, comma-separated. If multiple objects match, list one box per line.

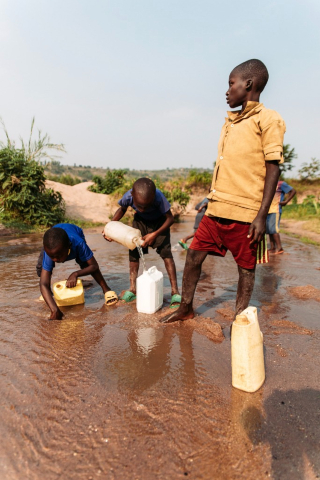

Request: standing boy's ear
left=246, top=79, right=253, bottom=91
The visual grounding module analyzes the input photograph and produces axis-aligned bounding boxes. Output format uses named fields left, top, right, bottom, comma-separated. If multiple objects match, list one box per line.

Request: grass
left=279, top=228, right=320, bottom=247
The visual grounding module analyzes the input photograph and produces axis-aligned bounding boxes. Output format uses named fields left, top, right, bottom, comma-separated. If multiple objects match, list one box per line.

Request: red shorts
left=190, top=215, right=258, bottom=270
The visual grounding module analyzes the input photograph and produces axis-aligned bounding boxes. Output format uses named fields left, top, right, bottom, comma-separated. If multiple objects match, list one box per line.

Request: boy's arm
left=40, top=269, right=63, bottom=320
left=248, top=160, right=280, bottom=244
left=103, top=206, right=128, bottom=241
left=142, top=210, right=174, bottom=247
left=66, top=256, right=99, bottom=287
left=280, top=188, right=296, bottom=207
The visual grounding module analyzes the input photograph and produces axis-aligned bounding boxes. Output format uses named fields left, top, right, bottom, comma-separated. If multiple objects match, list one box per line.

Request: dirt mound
left=46, top=180, right=117, bottom=223
left=288, top=285, right=320, bottom=302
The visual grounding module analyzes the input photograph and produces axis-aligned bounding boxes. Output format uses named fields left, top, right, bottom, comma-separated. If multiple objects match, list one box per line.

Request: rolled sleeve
left=262, top=119, right=286, bottom=163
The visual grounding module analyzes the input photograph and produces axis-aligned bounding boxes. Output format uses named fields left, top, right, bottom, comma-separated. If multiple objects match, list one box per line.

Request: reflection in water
left=96, top=324, right=197, bottom=396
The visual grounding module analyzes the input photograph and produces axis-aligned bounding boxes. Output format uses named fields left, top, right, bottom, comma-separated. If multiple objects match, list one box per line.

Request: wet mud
left=0, top=219, right=320, bottom=479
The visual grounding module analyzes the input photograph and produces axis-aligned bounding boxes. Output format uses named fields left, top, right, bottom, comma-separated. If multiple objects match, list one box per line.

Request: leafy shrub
left=0, top=148, right=65, bottom=226
left=89, top=169, right=127, bottom=194
left=282, top=195, right=320, bottom=220
left=47, top=174, right=81, bottom=185
left=186, top=169, right=212, bottom=188
left=298, top=158, right=320, bottom=181
left=0, top=118, right=66, bottom=226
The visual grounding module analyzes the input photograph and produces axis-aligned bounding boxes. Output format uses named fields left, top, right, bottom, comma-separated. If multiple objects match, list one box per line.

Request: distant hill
left=43, top=160, right=212, bottom=183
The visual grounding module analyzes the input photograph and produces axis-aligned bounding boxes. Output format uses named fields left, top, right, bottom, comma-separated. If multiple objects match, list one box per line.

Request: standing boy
left=105, top=178, right=181, bottom=307
left=162, top=59, right=286, bottom=324
left=37, top=223, right=118, bottom=320
left=267, top=180, right=296, bottom=254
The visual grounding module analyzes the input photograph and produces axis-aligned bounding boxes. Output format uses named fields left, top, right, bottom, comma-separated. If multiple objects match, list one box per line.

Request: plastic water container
left=231, top=306, right=265, bottom=393
left=136, top=266, right=163, bottom=314
left=53, top=279, right=85, bottom=307
left=104, top=221, right=143, bottom=250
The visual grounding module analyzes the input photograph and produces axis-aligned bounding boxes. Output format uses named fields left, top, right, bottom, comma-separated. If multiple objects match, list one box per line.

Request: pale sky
left=1, top=0, right=319, bottom=174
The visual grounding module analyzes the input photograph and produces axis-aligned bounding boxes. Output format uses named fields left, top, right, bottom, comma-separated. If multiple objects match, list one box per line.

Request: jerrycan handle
left=148, top=266, right=157, bottom=274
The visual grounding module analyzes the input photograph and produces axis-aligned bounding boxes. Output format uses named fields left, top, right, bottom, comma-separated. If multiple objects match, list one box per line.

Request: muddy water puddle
left=0, top=220, right=320, bottom=479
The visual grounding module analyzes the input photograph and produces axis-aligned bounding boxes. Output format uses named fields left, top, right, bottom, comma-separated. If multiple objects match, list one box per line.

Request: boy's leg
left=77, top=260, right=112, bottom=294
left=161, top=249, right=207, bottom=323
left=271, top=233, right=283, bottom=253
left=235, top=265, right=256, bottom=316
left=269, top=234, right=276, bottom=252
left=163, top=257, right=179, bottom=295
left=129, top=261, right=140, bottom=294
left=90, top=268, right=111, bottom=294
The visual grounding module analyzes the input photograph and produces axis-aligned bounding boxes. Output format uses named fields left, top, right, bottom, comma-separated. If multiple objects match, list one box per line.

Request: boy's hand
left=66, top=272, right=78, bottom=288
left=102, top=231, right=113, bottom=242
left=49, top=308, right=63, bottom=321
left=247, top=214, right=266, bottom=244
left=141, top=232, right=157, bottom=247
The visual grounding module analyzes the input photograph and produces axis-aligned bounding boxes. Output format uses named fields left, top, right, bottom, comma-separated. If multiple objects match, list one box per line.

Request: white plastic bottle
left=104, top=221, right=143, bottom=250
left=136, top=266, right=163, bottom=314
left=231, top=306, right=265, bottom=393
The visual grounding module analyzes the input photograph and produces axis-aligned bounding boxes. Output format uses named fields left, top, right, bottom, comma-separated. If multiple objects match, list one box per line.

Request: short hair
left=232, top=59, right=269, bottom=93
left=43, top=227, right=69, bottom=251
left=132, top=178, right=156, bottom=199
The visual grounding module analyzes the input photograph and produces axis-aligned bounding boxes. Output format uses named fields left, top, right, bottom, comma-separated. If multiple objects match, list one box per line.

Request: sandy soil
left=281, top=219, right=320, bottom=244
left=45, top=180, right=117, bottom=224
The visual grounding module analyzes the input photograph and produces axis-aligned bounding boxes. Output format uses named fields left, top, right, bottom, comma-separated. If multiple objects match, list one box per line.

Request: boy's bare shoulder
left=258, top=107, right=285, bottom=130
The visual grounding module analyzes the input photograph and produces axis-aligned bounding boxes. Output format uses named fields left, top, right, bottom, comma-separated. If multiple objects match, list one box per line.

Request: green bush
left=186, top=169, right=212, bottom=188
left=89, top=169, right=127, bottom=194
left=0, top=118, right=66, bottom=227
left=0, top=148, right=65, bottom=226
left=282, top=195, right=320, bottom=220
left=47, top=173, right=81, bottom=185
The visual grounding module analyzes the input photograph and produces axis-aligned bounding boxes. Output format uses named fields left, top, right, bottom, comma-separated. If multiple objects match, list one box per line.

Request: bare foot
left=160, top=303, right=195, bottom=323
left=270, top=249, right=284, bottom=255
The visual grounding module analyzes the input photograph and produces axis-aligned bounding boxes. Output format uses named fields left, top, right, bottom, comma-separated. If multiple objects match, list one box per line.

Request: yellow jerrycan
left=231, top=306, right=265, bottom=392
left=53, top=279, right=85, bottom=307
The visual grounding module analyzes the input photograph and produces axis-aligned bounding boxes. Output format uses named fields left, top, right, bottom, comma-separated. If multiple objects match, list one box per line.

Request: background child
left=179, top=196, right=209, bottom=249
left=105, top=178, right=181, bottom=307
left=37, top=223, right=118, bottom=320
left=267, top=180, right=296, bottom=254
left=162, top=59, right=286, bottom=324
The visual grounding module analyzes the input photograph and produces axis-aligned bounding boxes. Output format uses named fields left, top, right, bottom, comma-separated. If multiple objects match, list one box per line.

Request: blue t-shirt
left=118, top=188, right=171, bottom=221
left=42, top=223, right=94, bottom=273
left=278, top=181, right=293, bottom=213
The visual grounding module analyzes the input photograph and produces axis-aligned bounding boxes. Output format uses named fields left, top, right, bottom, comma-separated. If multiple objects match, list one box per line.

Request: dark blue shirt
left=118, top=188, right=171, bottom=221
left=42, top=223, right=94, bottom=273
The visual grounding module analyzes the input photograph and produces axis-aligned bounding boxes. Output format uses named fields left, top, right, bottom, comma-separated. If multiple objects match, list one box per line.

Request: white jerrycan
left=231, top=306, right=265, bottom=393
left=136, top=266, right=163, bottom=314
left=104, top=221, right=143, bottom=250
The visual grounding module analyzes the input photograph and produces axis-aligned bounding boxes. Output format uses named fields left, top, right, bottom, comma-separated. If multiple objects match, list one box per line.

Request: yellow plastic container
left=231, top=306, right=265, bottom=393
left=53, top=279, right=85, bottom=307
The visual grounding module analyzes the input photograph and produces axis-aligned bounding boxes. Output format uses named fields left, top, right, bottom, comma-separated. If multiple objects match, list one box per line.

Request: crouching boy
left=37, top=223, right=118, bottom=320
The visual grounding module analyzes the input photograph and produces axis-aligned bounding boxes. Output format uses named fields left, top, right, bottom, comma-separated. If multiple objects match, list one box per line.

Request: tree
left=280, top=144, right=297, bottom=176
left=298, top=158, right=320, bottom=181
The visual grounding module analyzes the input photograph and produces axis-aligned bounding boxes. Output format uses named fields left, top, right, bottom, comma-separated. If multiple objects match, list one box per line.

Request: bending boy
left=105, top=178, right=181, bottom=307
left=162, top=59, right=285, bottom=324
left=37, top=223, right=118, bottom=320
